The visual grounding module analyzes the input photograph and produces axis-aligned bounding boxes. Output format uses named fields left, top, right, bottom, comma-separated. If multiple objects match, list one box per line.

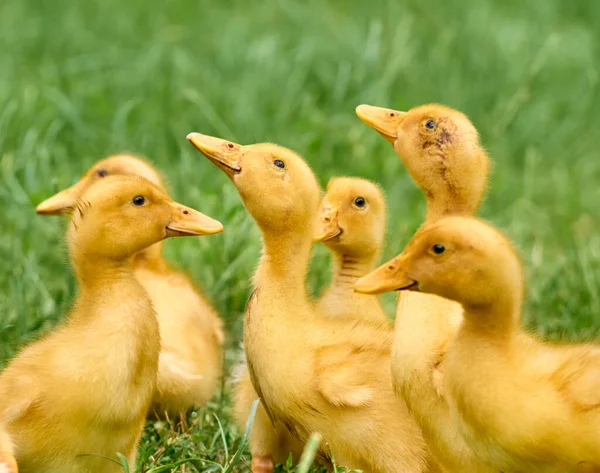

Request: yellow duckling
left=355, top=104, right=495, bottom=472
left=231, top=176, right=390, bottom=473
left=188, top=133, right=434, bottom=473
left=0, top=175, right=222, bottom=473
left=315, top=177, right=389, bottom=322
left=36, top=154, right=225, bottom=417
left=359, top=215, right=600, bottom=472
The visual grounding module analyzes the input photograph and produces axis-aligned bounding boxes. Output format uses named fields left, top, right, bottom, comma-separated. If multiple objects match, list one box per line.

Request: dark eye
left=97, top=169, right=108, bottom=177
left=425, top=119, right=436, bottom=130
left=132, top=195, right=145, bottom=206
left=354, top=197, right=366, bottom=208
left=274, top=159, right=285, bottom=169
left=432, top=244, right=445, bottom=255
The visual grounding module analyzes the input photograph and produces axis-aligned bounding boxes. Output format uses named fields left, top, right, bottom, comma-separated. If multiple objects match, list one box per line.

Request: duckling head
left=36, top=154, right=165, bottom=215
left=355, top=216, right=522, bottom=311
left=314, top=177, right=386, bottom=258
left=356, top=104, right=489, bottom=218
left=187, top=133, right=321, bottom=234
left=67, top=175, right=222, bottom=262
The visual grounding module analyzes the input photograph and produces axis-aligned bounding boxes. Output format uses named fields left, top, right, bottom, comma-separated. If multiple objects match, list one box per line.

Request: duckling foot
left=251, top=455, right=274, bottom=473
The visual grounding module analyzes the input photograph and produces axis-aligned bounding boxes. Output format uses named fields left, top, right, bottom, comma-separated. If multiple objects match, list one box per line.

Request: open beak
left=355, top=104, right=407, bottom=144
left=313, top=208, right=342, bottom=242
left=166, top=201, right=223, bottom=237
left=36, top=179, right=88, bottom=215
left=187, top=132, right=242, bottom=179
left=354, top=253, right=418, bottom=294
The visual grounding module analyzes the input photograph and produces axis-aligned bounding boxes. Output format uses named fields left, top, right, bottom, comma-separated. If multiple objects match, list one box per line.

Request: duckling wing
left=552, top=347, right=600, bottom=412
left=315, top=344, right=381, bottom=407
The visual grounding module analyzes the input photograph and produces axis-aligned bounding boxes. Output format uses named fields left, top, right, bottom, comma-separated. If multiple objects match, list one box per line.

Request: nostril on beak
left=388, top=265, right=395, bottom=271
left=324, top=217, right=330, bottom=222
left=183, top=210, right=189, bottom=215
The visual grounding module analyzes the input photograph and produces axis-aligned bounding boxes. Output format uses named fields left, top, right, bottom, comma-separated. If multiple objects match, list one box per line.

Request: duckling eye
left=132, top=195, right=146, bottom=206
left=354, top=197, right=366, bottom=208
left=425, top=119, right=436, bottom=130
left=432, top=244, right=445, bottom=255
left=97, top=169, right=108, bottom=177
left=273, top=159, right=285, bottom=169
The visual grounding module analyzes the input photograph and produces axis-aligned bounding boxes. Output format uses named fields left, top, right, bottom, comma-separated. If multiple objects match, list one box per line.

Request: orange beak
left=36, top=179, right=89, bottom=215
left=355, top=104, right=407, bottom=144
left=187, top=132, right=242, bottom=179
left=354, top=253, right=418, bottom=294
left=313, top=208, right=341, bottom=242
left=166, top=201, right=223, bottom=236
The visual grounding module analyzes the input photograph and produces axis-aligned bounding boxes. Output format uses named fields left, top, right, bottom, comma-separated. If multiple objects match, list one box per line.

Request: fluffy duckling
left=231, top=177, right=390, bottom=473
left=359, top=215, right=600, bottom=472
left=188, top=132, right=434, bottom=473
left=36, top=154, right=225, bottom=417
left=1, top=176, right=222, bottom=473
left=355, top=104, right=495, bottom=472
left=315, top=177, right=389, bottom=323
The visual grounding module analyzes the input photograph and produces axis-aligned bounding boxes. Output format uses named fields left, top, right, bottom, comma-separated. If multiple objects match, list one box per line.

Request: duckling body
left=315, top=177, right=389, bottom=323
left=369, top=215, right=600, bottom=472
left=232, top=176, right=390, bottom=472
left=36, top=155, right=224, bottom=417
left=2, top=175, right=222, bottom=472
left=189, top=134, right=431, bottom=473
left=356, top=104, right=495, bottom=472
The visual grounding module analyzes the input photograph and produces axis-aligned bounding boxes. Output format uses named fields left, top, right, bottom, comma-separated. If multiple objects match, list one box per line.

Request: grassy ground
left=1, top=0, right=599, bottom=471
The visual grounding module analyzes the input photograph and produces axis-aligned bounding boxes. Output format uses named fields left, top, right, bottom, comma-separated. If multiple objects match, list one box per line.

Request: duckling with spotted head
left=355, top=103, right=495, bottom=473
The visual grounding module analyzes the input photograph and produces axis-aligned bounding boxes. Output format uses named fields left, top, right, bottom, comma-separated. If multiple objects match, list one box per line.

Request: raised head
left=355, top=216, right=523, bottom=313
left=36, top=154, right=165, bottom=215
left=187, top=133, right=321, bottom=234
left=314, top=177, right=386, bottom=258
left=356, top=104, right=489, bottom=219
left=67, top=175, right=222, bottom=262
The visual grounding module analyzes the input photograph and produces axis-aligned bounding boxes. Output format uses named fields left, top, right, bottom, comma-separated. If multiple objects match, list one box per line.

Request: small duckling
left=359, top=215, right=600, bottom=473
left=356, top=104, right=495, bottom=472
left=36, top=154, right=225, bottom=417
left=1, top=175, right=222, bottom=473
left=231, top=176, right=390, bottom=473
left=188, top=133, right=434, bottom=473
left=315, top=177, right=389, bottom=323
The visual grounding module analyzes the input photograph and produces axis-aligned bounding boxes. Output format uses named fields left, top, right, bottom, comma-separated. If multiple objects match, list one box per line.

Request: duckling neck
left=460, top=296, right=522, bottom=343
left=74, top=256, right=137, bottom=287
left=255, top=229, right=313, bottom=304
left=424, top=192, right=480, bottom=223
left=133, top=241, right=168, bottom=272
left=329, top=252, right=377, bottom=297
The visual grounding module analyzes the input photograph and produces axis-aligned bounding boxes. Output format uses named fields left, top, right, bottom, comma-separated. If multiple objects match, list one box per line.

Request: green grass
left=1, top=0, right=600, bottom=471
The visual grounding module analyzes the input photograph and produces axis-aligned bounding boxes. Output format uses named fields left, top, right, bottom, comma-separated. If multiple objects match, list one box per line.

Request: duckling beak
left=166, top=201, right=224, bottom=237
left=355, top=104, right=407, bottom=144
left=187, top=132, right=242, bottom=179
left=313, top=208, right=342, bottom=242
left=36, top=179, right=88, bottom=215
left=354, top=254, right=418, bottom=294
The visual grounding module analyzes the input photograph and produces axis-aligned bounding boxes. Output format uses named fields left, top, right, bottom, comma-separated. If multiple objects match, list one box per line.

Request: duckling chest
left=242, top=289, right=313, bottom=409
left=62, top=300, right=161, bottom=421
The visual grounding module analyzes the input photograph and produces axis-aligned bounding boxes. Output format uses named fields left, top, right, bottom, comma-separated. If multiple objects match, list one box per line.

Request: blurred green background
left=1, top=0, right=599, bottom=470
